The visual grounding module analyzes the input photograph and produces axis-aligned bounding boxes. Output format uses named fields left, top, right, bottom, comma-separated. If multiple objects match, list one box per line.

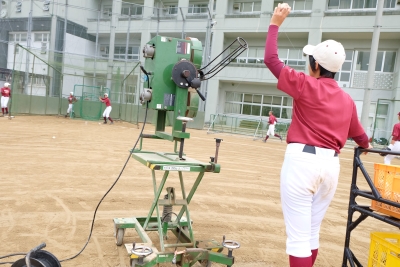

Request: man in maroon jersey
left=1, top=82, right=11, bottom=116
left=380, top=112, right=400, bottom=164
left=263, top=110, right=283, bottom=142
left=264, top=4, right=372, bottom=267
left=98, top=93, right=114, bottom=124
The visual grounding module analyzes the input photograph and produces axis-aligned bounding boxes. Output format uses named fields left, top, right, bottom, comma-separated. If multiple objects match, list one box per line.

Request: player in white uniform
left=263, top=110, right=282, bottom=142
left=65, top=92, right=77, bottom=118
left=1, top=82, right=11, bottom=116
left=99, top=93, right=114, bottom=124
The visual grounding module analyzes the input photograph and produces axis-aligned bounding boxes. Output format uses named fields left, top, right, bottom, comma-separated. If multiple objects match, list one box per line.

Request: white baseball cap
left=104, top=93, right=108, bottom=97
left=70, top=92, right=74, bottom=95
left=4, top=82, right=10, bottom=87
left=303, top=40, right=346, bottom=73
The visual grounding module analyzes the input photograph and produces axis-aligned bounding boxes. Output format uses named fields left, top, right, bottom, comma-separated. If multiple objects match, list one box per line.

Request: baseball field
left=0, top=115, right=398, bottom=267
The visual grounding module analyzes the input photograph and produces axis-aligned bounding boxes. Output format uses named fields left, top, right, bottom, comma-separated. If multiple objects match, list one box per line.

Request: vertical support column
left=143, top=0, right=154, bottom=19
left=24, top=0, right=34, bottom=94
left=178, top=0, right=189, bottom=19
left=178, top=0, right=189, bottom=38
left=360, top=0, right=384, bottom=133
left=93, top=10, right=100, bottom=87
left=261, top=0, right=274, bottom=17
left=173, top=86, right=188, bottom=133
left=122, top=8, right=132, bottom=105
left=106, top=0, right=122, bottom=90
left=49, top=9, right=58, bottom=99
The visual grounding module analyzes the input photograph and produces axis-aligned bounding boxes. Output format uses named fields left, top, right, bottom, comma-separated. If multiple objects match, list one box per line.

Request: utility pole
left=123, top=7, right=132, bottom=104
left=360, top=0, right=384, bottom=134
left=199, top=0, right=214, bottom=112
left=24, top=0, right=34, bottom=94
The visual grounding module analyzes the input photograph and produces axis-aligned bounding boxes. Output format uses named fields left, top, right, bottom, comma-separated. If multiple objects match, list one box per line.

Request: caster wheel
left=199, top=259, right=211, bottom=267
left=115, top=228, right=125, bottom=246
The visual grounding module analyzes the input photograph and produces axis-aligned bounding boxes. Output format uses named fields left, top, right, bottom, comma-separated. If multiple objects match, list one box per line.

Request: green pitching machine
left=113, top=35, right=247, bottom=267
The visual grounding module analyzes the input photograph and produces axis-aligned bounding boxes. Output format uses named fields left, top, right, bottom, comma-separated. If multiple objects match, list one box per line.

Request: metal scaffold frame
left=342, top=147, right=400, bottom=267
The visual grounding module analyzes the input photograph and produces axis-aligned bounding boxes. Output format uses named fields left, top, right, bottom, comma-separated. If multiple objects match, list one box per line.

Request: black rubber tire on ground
left=115, top=228, right=125, bottom=246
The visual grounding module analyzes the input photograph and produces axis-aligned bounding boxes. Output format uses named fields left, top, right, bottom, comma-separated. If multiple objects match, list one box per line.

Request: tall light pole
left=24, top=0, right=34, bottom=94
left=199, top=0, right=214, bottom=112
left=360, top=0, right=384, bottom=134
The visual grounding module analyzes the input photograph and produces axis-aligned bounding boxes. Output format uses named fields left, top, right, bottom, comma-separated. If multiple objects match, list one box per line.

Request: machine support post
left=176, top=172, right=204, bottom=221
left=144, top=171, right=170, bottom=230
left=214, top=138, right=223, bottom=163
left=179, top=122, right=188, bottom=159
left=178, top=171, right=195, bottom=242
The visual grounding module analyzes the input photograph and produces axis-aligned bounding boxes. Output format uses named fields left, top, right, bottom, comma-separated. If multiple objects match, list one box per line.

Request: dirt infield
left=0, top=115, right=398, bottom=267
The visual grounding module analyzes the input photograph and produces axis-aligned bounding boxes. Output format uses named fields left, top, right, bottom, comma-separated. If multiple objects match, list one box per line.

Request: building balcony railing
left=225, top=12, right=261, bottom=18
left=351, top=71, right=395, bottom=90
left=83, top=58, right=139, bottom=74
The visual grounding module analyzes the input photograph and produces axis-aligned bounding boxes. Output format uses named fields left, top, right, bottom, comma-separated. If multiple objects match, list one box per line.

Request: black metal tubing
left=198, top=37, right=248, bottom=80
left=342, top=147, right=400, bottom=267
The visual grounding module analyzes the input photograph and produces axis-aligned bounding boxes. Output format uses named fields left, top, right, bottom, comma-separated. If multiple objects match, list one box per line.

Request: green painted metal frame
left=113, top=36, right=233, bottom=266
left=113, top=151, right=230, bottom=266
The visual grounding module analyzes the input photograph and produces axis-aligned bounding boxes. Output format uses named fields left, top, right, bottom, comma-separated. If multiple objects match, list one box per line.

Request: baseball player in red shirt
left=99, top=93, right=114, bottom=124
left=265, top=4, right=372, bottom=267
left=263, top=110, right=283, bottom=142
left=65, top=92, right=77, bottom=118
left=380, top=112, right=400, bottom=164
left=1, top=82, right=11, bottom=116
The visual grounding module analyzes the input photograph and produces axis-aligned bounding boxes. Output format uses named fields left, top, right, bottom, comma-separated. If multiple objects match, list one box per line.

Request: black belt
left=302, top=144, right=338, bottom=157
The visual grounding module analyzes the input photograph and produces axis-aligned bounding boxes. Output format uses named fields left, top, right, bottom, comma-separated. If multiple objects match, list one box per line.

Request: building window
left=164, top=5, right=178, bottom=15
left=278, top=48, right=306, bottom=67
left=328, top=0, right=396, bottom=10
left=28, top=74, right=47, bottom=86
left=121, top=4, right=143, bottom=16
left=233, top=1, right=262, bottom=13
left=355, top=51, right=396, bottom=72
left=224, top=92, right=293, bottom=119
left=34, top=33, right=49, bottom=42
left=334, top=50, right=354, bottom=87
left=274, top=0, right=312, bottom=11
left=9, top=33, right=27, bottom=42
left=188, top=3, right=208, bottom=14
left=100, top=45, right=140, bottom=61
left=234, top=46, right=264, bottom=64
left=103, top=5, right=112, bottom=17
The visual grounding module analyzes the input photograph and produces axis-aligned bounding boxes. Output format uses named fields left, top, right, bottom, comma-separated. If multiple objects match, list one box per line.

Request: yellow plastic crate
left=371, top=163, right=400, bottom=219
left=368, top=232, right=400, bottom=267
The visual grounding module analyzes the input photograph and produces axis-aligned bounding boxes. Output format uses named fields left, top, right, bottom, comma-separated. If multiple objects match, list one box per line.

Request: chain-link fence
left=8, top=43, right=149, bottom=123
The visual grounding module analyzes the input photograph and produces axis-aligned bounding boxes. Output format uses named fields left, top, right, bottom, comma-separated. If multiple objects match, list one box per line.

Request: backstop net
left=76, top=85, right=110, bottom=121
left=9, top=44, right=142, bottom=123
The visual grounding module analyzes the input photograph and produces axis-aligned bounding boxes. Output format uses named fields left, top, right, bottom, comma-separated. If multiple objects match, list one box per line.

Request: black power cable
left=0, top=253, right=27, bottom=265
left=60, top=102, right=149, bottom=262
left=0, top=102, right=149, bottom=265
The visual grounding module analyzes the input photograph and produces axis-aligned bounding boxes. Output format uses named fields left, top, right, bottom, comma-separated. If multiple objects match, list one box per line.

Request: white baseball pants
left=267, top=124, right=275, bottom=136
left=280, top=143, right=340, bottom=257
left=103, top=106, right=112, bottom=118
left=67, top=104, right=73, bottom=113
left=384, top=141, right=400, bottom=164
left=1, top=96, right=9, bottom=108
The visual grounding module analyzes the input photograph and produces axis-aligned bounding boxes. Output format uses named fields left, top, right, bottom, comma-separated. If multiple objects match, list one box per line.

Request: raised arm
left=264, top=4, right=291, bottom=79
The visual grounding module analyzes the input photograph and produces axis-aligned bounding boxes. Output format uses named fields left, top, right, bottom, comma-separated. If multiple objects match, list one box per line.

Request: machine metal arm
left=198, top=37, right=248, bottom=81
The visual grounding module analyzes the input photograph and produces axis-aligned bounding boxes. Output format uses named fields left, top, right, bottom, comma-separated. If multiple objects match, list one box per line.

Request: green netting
left=77, top=85, right=110, bottom=121
left=9, top=44, right=142, bottom=123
